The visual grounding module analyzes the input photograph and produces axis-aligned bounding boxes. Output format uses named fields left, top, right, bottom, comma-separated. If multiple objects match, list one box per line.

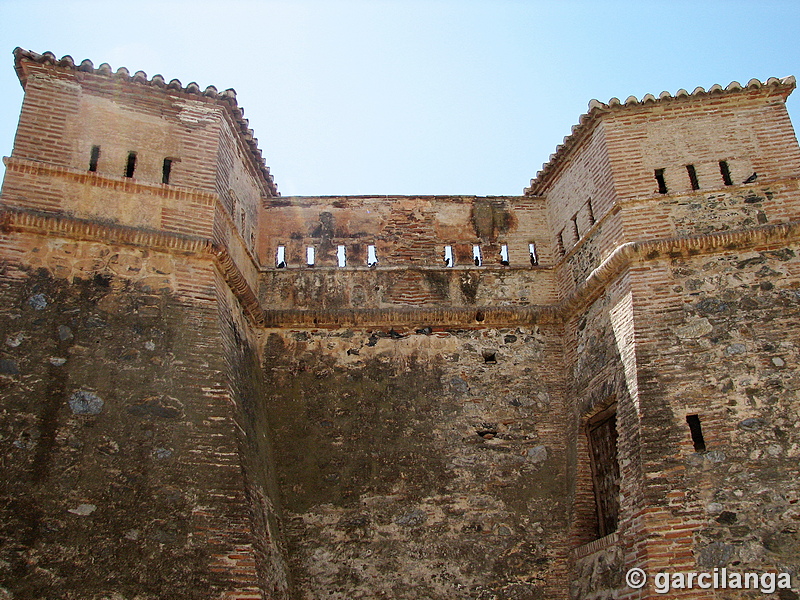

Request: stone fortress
left=1, top=46, right=800, bottom=599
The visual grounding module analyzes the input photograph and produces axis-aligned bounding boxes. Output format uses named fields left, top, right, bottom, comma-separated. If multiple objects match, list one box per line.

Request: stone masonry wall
left=618, top=240, right=800, bottom=599
left=260, top=325, right=570, bottom=600
left=216, top=272, right=293, bottom=599
left=564, top=269, right=639, bottom=552
left=0, top=228, right=277, bottom=599
left=5, top=49, right=800, bottom=600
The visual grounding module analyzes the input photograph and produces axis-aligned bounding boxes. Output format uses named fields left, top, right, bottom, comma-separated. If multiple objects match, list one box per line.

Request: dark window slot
left=686, top=414, right=706, bottom=452
left=587, top=198, right=595, bottom=226
left=655, top=169, right=668, bottom=194
left=571, top=214, right=580, bottom=240
left=686, top=164, right=700, bottom=190
left=89, top=145, right=100, bottom=172
left=162, top=158, right=173, bottom=184
left=125, top=151, right=137, bottom=178
left=719, top=160, right=733, bottom=186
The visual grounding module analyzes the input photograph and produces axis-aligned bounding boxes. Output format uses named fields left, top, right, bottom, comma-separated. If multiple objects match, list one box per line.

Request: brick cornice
left=561, top=219, right=800, bottom=318
left=261, top=306, right=544, bottom=329
left=208, top=243, right=265, bottom=325
left=0, top=204, right=211, bottom=253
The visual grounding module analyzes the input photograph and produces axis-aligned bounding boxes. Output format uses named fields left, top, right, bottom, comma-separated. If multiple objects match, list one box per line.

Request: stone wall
left=0, top=229, right=276, bottom=599
left=624, top=239, right=800, bottom=598
left=260, top=325, right=569, bottom=599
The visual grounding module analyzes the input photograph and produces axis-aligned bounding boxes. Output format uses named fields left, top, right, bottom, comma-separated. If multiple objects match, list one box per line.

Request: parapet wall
left=258, top=195, right=555, bottom=312
left=258, top=195, right=551, bottom=268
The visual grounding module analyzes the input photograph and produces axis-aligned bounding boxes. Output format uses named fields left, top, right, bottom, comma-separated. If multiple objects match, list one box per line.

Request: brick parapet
left=259, top=194, right=553, bottom=269
left=526, top=76, right=796, bottom=197
left=12, top=48, right=279, bottom=197
left=258, top=219, right=800, bottom=327
left=0, top=230, right=272, bottom=597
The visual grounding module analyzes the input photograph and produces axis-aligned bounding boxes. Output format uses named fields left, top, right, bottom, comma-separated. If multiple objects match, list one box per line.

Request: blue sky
left=1, top=0, right=799, bottom=196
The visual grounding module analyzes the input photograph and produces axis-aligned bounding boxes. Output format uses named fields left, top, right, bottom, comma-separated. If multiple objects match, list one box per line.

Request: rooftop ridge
left=524, top=75, right=796, bottom=196
left=12, top=47, right=280, bottom=197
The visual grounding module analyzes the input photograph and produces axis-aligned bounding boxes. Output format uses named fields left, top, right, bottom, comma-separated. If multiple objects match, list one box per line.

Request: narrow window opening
left=367, top=245, right=378, bottom=267
left=275, top=246, right=286, bottom=269
left=482, top=351, right=497, bottom=364
left=655, top=168, right=668, bottom=194
left=686, top=414, right=706, bottom=452
left=719, top=160, right=733, bottom=186
left=557, top=231, right=565, bottom=257
left=443, top=245, right=454, bottom=267
left=89, top=145, right=100, bottom=172
left=571, top=214, right=580, bottom=240
left=529, top=242, right=538, bottom=266
left=337, top=245, right=346, bottom=268
left=125, top=151, right=137, bottom=178
left=472, top=245, right=482, bottom=267
left=306, top=247, right=315, bottom=266
left=686, top=164, right=700, bottom=190
left=587, top=198, right=596, bottom=226
left=500, top=244, right=509, bottom=266
left=587, top=406, right=620, bottom=538
left=162, top=158, right=174, bottom=184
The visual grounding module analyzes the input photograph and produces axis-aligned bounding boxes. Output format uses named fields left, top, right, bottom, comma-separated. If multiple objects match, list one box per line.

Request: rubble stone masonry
left=1, top=48, right=800, bottom=599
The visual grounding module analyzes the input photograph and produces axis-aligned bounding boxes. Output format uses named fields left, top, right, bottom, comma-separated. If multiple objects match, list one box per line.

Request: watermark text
left=626, top=567, right=793, bottom=594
